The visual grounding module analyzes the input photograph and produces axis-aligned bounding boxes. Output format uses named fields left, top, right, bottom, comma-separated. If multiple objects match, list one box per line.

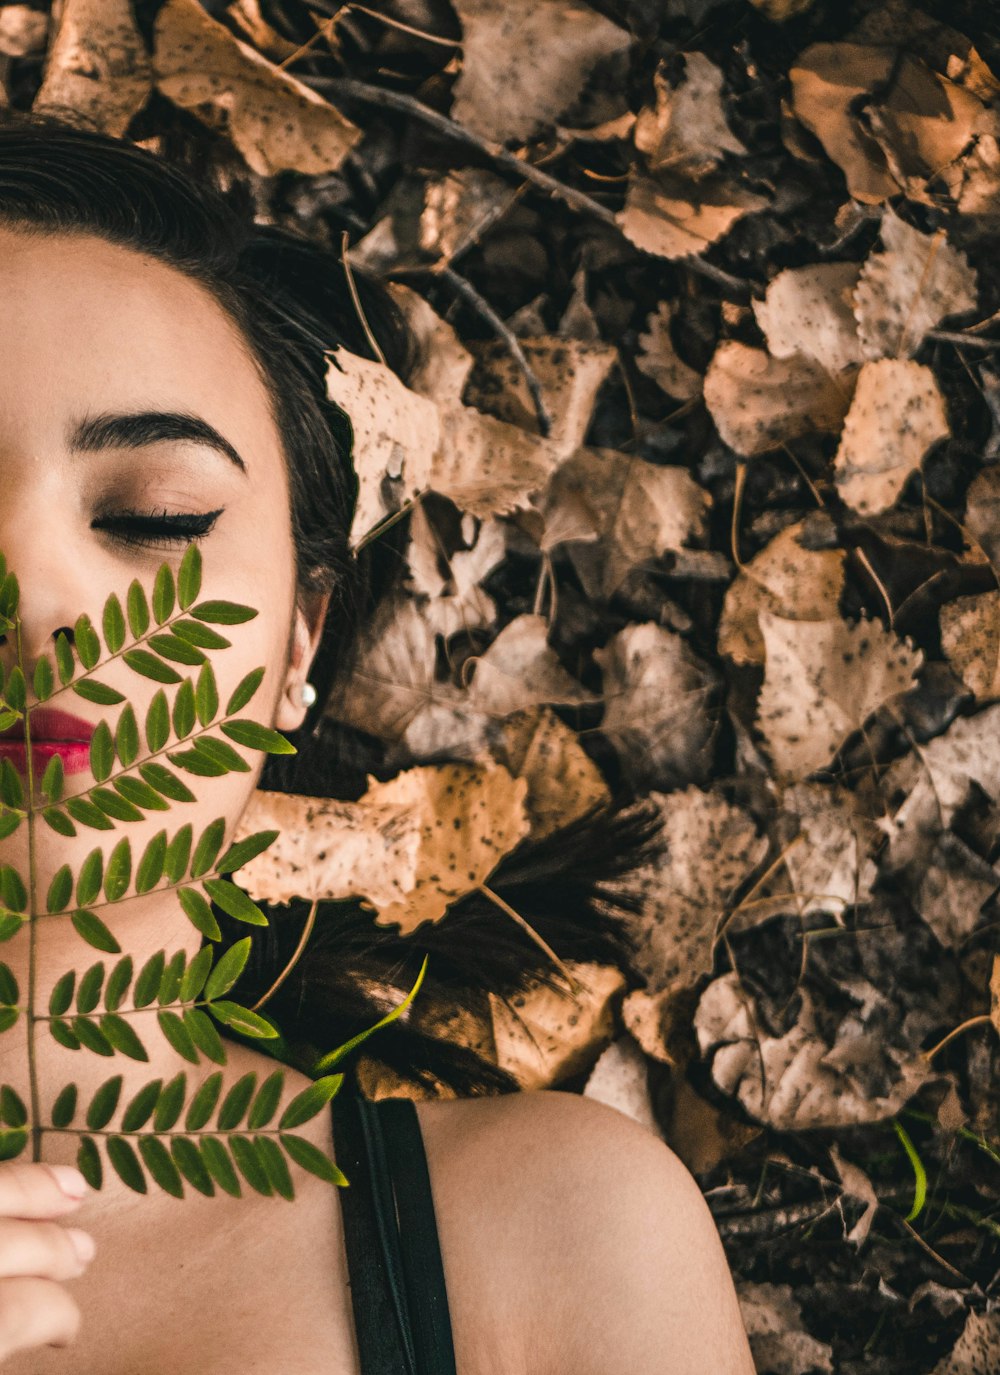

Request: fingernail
left=48, top=1165, right=89, bottom=1199
left=66, top=1228, right=95, bottom=1264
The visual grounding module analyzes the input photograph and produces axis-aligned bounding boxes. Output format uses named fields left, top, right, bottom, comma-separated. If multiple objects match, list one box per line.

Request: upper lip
left=0, top=709, right=96, bottom=742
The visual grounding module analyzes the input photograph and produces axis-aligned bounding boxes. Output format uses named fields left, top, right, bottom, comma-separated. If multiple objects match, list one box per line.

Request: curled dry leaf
left=234, top=760, right=530, bottom=934
left=756, top=611, right=923, bottom=780
left=582, top=1036, right=663, bottom=1138
left=153, top=0, right=361, bottom=177
left=617, top=171, right=769, bottom=262
left=625, top=787, right=766, bottom=990
left=596, top=623, right=717, bottom=790
left=34, top=0, right=150, bottom=135
left=696, top=973, right=936, bottom=1129
left=703, top=341, right=854, bottom=457
left=635, top=301, right=702, bottom=401
left=488, top=706, right=610, bottom=842
left=718, top=521, right=846, bottom=666
left=780, top=782, right=879, bottom=918
left=539, top=447, right=710, bottom=598
left=854, top=210, right=978, bottom=360
left=488, top=961, right=625, bottom=1090
left=405, top=505, right=505, bottom=640
left=830, top=1145, right=879, bottom=1247
left=386, top=282, right=475, bottom=407
left=448, top=0, right=630, bottom=144
left=833, top=358, right=949, bottom=515
left=940, top=590, right=1000, bottom=700
left=634, top=53, right=746, bottom=179
left=753, top=261, right=863, bottom=377
left=737, top=1283, right=834, bottom=1375
left=466, top=614, right=597, bottom=717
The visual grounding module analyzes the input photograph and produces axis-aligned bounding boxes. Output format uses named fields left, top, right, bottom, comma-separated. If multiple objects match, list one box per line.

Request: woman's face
left=0, top=226, right=326, bottom=911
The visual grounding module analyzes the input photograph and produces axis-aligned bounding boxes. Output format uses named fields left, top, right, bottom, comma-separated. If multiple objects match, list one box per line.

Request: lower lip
left=0, top=741, right=92, bottom=775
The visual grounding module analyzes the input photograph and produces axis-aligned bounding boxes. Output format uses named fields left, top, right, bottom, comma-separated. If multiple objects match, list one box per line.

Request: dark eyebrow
left=69, top=411, right=248, bottom=475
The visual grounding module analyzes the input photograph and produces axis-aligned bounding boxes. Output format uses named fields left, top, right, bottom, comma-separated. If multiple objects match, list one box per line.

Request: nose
left=0, top=538, right=80, bottom=677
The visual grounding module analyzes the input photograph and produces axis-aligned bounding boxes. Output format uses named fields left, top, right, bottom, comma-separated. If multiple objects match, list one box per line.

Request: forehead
left=0, top=225, right=278, bottom=460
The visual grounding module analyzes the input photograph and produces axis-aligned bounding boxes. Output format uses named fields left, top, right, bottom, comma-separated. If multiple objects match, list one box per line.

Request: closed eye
left=92, top=507, right=224, bottom=550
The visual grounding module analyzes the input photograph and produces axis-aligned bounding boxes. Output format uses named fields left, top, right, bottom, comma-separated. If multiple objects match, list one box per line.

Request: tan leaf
left=596, top=623, right=717, bottom=789
left=756, top=611, right=922, bottom=780
left=0, top=5, right=47, bottom=57
left=583, top=1036, right=663, bottom=1138
left=753, top=262, right=863, bottom=376
left=153, top=0, right=361, bottom=176
left=626, top=788, right=766, bottom=989
left=386, top=283, right=474, bottom=407
left=617, top=171, right=769, bottom=261
left=830, top=1146, right=879, bottom=1247
left=467, top=615, right=597, bottom=717
left=718, top=521, right=846, bottom=666
left=781, top=782, right=879, bottom=917
left=432, top=403, right=565, bottom=519
left=404, top=505, right=504, bottom=640
left=931, top=1309, right=1000, bottom=1375
left=489, top=962, right=625, bottom=1090
left=34, top=0, right=150, bottom=135
left=854, top=210, right=978, bottom=359
left=789, top=44, right=900, bottom=204
left=224, top=0, right=298, bottom=61
left=539, top=447, right=710, bottom=597
left=964, top=466, right=1000, bottom=567
left=635, top=301, right=702, bottom=401
left=738, top=1283, right=834, bottom=1375
left=634, top=53, right=746, bottom=179
left=419, top=169, right=515, bottom=261
left=940, top=590, right=1000, bottom=699
left=326, top=348, right=440, bottom=547
left=703, top=341, right=854, bottom=457
left=489, top=706, right=610, bottom=842
left=832, top=358, right=949, bottom=516
left=448, top=0, right=630, bottom=144
left=915, top=832, right=1000, bottom=949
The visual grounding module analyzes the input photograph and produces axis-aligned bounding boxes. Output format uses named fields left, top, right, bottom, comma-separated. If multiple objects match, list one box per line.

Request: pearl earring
left=300, top=681, right=317, bottom=708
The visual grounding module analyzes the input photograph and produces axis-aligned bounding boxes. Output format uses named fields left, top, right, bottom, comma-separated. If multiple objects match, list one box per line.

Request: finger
left=0, top=1164, right=89, bottom=1221
left=0, top=1276, right=82, bottom=1358
left=0, top=1218, right=95, bottom=1282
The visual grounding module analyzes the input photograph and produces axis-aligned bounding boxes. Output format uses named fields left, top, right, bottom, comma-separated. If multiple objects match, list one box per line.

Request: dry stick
left=340, top=230, right=387, bottom=364
left=310, top=76, right=751, bottom=299
left=248, top=896, right=321, bottom=1013
left=477, top=882, right=582, bottom=994
left=923, top=1014, right=992, bottom=1063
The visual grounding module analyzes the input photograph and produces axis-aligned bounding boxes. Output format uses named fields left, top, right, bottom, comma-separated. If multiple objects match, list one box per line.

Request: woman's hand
left=0, top=1163, right=95, bottom=1360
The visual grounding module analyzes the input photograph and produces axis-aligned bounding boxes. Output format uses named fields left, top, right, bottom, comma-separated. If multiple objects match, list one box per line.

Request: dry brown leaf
left=753, top=262, right=863, bottom=376
left=419, top=168, right=514, bottom=262
left=830, top=1146, right=879, bottom=1247
left=915, top=832, right=1000, bottom=949
left=737, top=1283, right=834, bottom=1375
left=703, top=341, right=854, bottom=457
left=34, top=0, right=150, bottom=135
left=489, top=706, right=610, bottom=842
left=956, top=134, right=1000, bottom=216
left=625, top=787, right=766, bottom=989
left=539, top=447, right=710, bottom=598
left=617, top=171, right=769, bottom=262
left=634, top=53, right=746, bottom=179
left=833, top=358, right=950, bottom=515
left=224, top=0, right=298, bottom=61
left=489, top=962, right=625, bottom=1090
left=635, top=301, right=702, bottom=401
left=931, top=1309, right=1000, bottom=1374
left=718, top=521, right=846, bottom=666
left=582, top=1036, right=663, bottom=1138
left=964, top=466, right=1000, bottom=566
left=696, top=974, right=936, bottom=1129
left=854, top=210, right=978, bottom=359
left=386, top=282, right=474, bottom=406
left=448, top=0, right=630, bottom=144
left=153, top=0, right=361, bottom=176
left=466, top=614, right=597, bottom=717
left=0, top=5, right=47, bottom=57
left=404, top=505, right=504, bottom=640
left=940, top=590, right=1000, bottom=699
left=756, top=611, right=922, bottom=780
left=432, top=402, right=565, bottom=519
left=596, top=624, right=717, bottom=789
left=780, top=782, right=879, bottom=917
left=788, top=44, right=900, bottom=204
left=399, top=701, right=493, bottom=767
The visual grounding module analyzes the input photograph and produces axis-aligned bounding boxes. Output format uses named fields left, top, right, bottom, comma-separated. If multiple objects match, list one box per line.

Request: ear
left=273, top=587, right=332, bottom=733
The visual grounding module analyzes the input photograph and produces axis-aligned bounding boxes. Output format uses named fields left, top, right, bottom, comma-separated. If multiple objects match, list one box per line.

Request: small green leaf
left=54, top=633, right=75, bottom=687
left=99, top=1014, right=148, bottom=1061
left=72, top=679, right=126, bottom=706
left=32, top=656, right=53, bottom=702
left=254, top=1135, right=295, bottom=1200
left=70, top=1015, right=114, bottom=1055
left=177, top=543, right=202, bottom=611
left=226, top=667, right=265, bottom=715
left=49, top=971, right=76, bottom=1017
left=139, top=762, right=195, bottom=804
left=86, top=1075, right=123, bottom=1130
left=278, top=1074, right=344, bottom=1130
left=133, top=951, right=166, bottom=1008
left=247, top=1071, right=285, bottom=1129
left=209, top=1000, right=278, bottom=1038
left=153, top=1071, right=187, bottom=1131
left=49, top=1017, right=81, bottom=1051
left=158, top=950, right=186, bottom=1005
left=90, top=788, right=143, bottom=824
left=199, top=1137, right=242, bottom=1197
left=74, top=614, right=101, bottom=671
left=40, top=753, right=64, bottom=804
left=204, top=937, right=252, bottom=1002
left=113, top=776, right=169, bottom=812
left=191, top=818, right=226, bottom=880
left=313, top=956, right=429, bottom=1074
left=149, top=633, right=205, bottom=667
left=157, top=1010, right=199, bottom=1064
left=103, top=956, right=133, bottom=1012
left=136, top=832, right=167, bottom=895
left=114, top=705, right=139, bottom=768
left=220, top=720, right=296, bottom=755
left=281, top=1132, right=348, bottom=1186
left=127, top=579, right=150, bottom=639
left=228, top=1136, right=273, bottom=1195
left=51, top=1084, right=78, bottom=1129
left=77, top=1136, right=102, bottom=1189
left=76, top=962, right=105, bottom=1015
left=0, top=1008, right=19, bottom=1034
left=177, top=887, right=221, bottom=941
left=88, top=721, right=114, bottom=783
left=172, top=679, right=196, bottom=740
left=193, top=736, right=251, bottom=773
left=190, top=600, right=257, bottom=625
left=895, top=1121, right=928, bottom=1223
left=0, top=866, right=27, bottom=913
left=217, top=830, right=279, bottom=875
left=138, top=1135, right=185, bottom=1198
left=218, top=1073, right=257, bottom=1130
left=41, top=806, right=75, bottom=837
left=46, top=864, right=73, bottom=915
left=165, top=747, right=227, bottom=778
left=0, top=913, right=23, bottom=943
left=163, top=824, right=194, bottom=883
left=179, top=945, right=214, bottom=1003
left=145, top=690, right=170, bottom=753
left=201, top=879, right=267, bottom=927
left=185, top=1072, right=224, bottom=1131
left=170, top=1136, right=214, bottom=1196
left=64, top=797, right=115, bottom=831
left=0, top=963, right=17, bottom=1005
left=175, top=620, right=230, bottom=652
left=0, top=1130, right=28, bottom=1162
left=152, top=563, right=176, bottom=626
left=4, top=668, right=25, bottom=712
left=182, top=1007, right=227, bottom=1064
left=0, top=1086, right=27, bottom=1128
left=122, top=1079, right=163, bottom=1132
left=123, top=650, right=181, bottom=685
left=195, top=662, right=219, bottom=726
left=72, top=909, right=121, bottom=955
left=76, top=848, right=103, bottom=908
left=0, top=812, right=22, bottom=841
left=106, top=1135, right=146, bottom=1194
left=102, top=593, right=127, bottom=655
left=103, top=838, right=132, bottom=903
left=0, top=760, right=22, bottom=810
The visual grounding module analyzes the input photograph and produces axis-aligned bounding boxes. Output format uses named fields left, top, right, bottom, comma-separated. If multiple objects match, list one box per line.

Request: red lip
left=0, top=709, right=95, bottom=742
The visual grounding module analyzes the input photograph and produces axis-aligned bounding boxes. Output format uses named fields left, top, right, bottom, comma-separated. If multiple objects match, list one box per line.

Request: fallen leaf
left=489, top=706, right=610, bottom=842
left=704, top=341, right=854, bottom=457
left=431, top=402, right=565, bottom=518
left=635, top=301, right=703, bottom=401
left=931, top=1309, right=1000, bottom=1374
left=467, top=614, right=597, bottom=717
left=753, top=261, right=863, bottom=376
left=781, top=781, right=879, bottom=917
left=34, top=0, right=150, bottom=135
left=153, top=0, right=361, bottom=176
left=617, top=170, right=769, bottom=261
left=405, top=504, right=505, bottom=639
left=854, top=210, right=978, bottom=359
left=386, top=282, right=475, bottom=406
left=830, top=1145, right=880, bottom=1246
left=756, top=611, right=922, bottom=780
left=419, top=168, right=515, bottom=261
left=940, top=590, right=1000, bottom=699
left=489, top=962, right=625, bottom=1089
left=448, top=0, right=630, bottom=144
left=738, top=1282, right=834, bottom=1375
left=832, top=358, right=950, bottom=515
left=634, top=53, right=746, bottom=179
left=914, top=832, right=1000, bottom=949
left=583, top=1035, right=663, bottom=1138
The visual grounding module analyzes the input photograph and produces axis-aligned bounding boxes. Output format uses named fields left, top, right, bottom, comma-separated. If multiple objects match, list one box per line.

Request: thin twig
left=478, top=882, right=581, bottom=993
left=340, top=230, right=386, bottom=364
left=249, top=897, right=320, bottom=1012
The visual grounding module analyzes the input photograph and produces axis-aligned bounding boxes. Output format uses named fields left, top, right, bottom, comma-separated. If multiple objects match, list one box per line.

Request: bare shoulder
left=414, top=1091, right=755, bottom=1375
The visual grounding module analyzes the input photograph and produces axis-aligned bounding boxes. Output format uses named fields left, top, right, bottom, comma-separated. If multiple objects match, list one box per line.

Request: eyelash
left=93, top=508, right=225, bottom=550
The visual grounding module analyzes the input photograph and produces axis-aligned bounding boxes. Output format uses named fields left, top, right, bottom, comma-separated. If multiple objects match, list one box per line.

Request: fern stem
left=14, top=615, right=42, bottom=1162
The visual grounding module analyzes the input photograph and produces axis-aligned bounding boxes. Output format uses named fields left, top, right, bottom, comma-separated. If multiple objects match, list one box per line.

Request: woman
left=0, top=117, right=755, bottom=1373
